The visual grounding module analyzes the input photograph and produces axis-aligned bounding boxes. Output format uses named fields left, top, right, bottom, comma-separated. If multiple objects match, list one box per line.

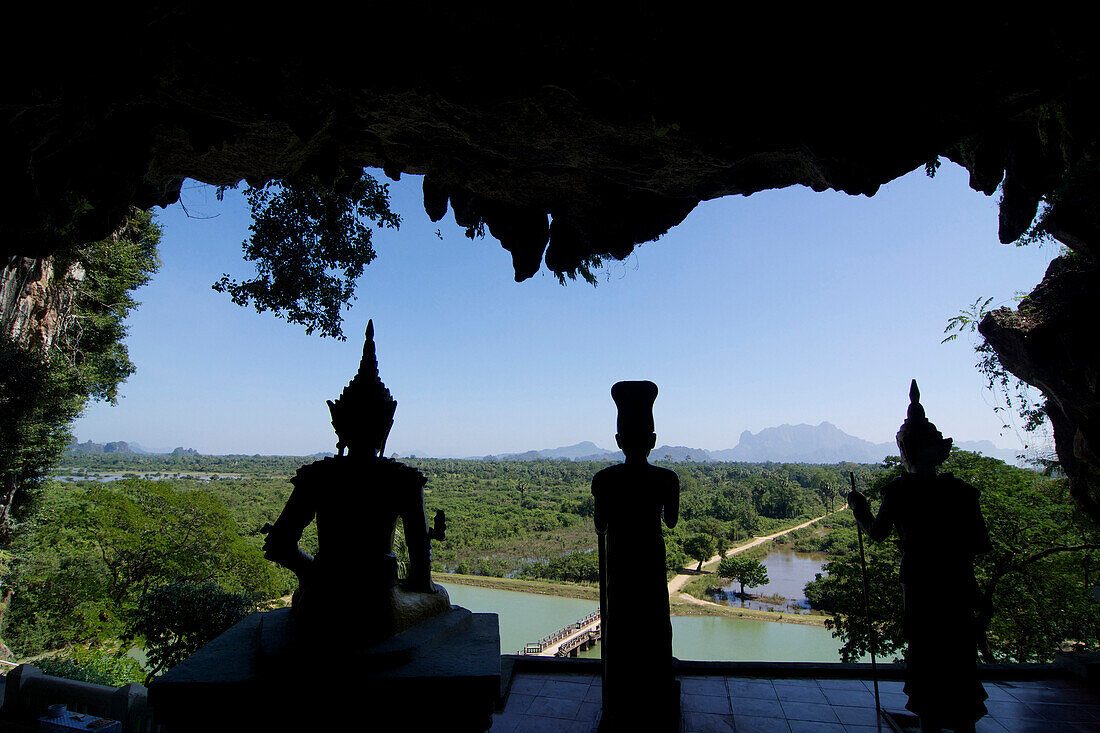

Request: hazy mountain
left=496, top=441, right=615, bottom=461
left=573, top=450, right=622, bottom=461
left=490, top=424, right=1025, bottom=466
left=67, top=440, right=143, bottom=455
left=492, top=440, right=607, bottom=457
left=711, top=422, right=888, bottom=464
left=650, top=445, right=714, bottom=462
left=68, top=439, right=210, bottom=456
left=710, top=423, right=1024, bottom=465
left=491, top=450, right=545, bottom=461
left=540, top=441, right=608, bottom=460
left=70, top=428, right=1025, bottom=466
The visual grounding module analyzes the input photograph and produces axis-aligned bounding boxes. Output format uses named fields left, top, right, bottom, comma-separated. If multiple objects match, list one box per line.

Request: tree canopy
left=683, top=534, right=718, bottom=571
left=717, top=556, right=769, bottom=597
left=131, top=582, right=258, bottom=682
left=2, top=479, right=278, bottom=656
left=1, top=210, right=160, bottom=544
left=213, top=173, right=400, bottom=340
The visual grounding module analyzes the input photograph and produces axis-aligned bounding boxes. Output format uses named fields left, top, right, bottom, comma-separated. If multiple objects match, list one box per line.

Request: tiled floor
left=491, top=672, right=1100, bottom=732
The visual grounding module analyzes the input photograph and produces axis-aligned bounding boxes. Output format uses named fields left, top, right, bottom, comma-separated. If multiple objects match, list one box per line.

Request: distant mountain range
left=485, top=442, right=712, bottom=463
left=474, top=422, right=1024, bottom=465
left=68, top=440, right=200, bottom=457
left=70, top=422, right=1025, bottom=465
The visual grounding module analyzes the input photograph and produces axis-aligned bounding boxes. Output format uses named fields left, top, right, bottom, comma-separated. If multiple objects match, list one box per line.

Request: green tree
left=0, top=338, right=82, bottom=543
left=815, top=475, right=840, bottom=514
left=804, top=540, right=905, bottom=663
left=72, top=480, right=278, bottom=605
left=546, top=551, right=600, bottom=583
left=213, top=172, right=400, bottom=339
left=665, top=545, right=689, bottom=574
left=683, top=534, right=717, bottom=571
left=0, top=210, right=160, bottom=543
left=3, top=479, right=278, bottom=655
left=717, top=556, right=770, bottom=597
left=693, top=517, right=728, bottom=554
left=759, top=477, right=810, bottom=519
left=130, top=582, right=258, bottom=682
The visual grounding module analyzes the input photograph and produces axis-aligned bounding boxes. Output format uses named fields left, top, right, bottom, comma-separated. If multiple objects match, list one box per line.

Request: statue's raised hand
left=262, top=523, right=314, bottom=578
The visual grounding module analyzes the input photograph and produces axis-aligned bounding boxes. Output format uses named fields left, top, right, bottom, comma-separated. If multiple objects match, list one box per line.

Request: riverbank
left=440, top=512, right=844, bottom=627
left=438, top=573, right=600, bottom=601
left=439, top=572, right=830, bottom=626
left=669, top=596, right=828, bottom=626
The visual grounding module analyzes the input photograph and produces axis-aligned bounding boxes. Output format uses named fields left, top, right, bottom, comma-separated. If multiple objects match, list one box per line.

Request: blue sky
left=73, top=163, right=1058, bottom=457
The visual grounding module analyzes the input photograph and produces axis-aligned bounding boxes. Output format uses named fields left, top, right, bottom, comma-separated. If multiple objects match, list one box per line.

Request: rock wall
left=4, top=10, right=1096, bottom=278
left=1, top=256, right=84, bottom=356
left=981, top=256, right=1100, bottom=520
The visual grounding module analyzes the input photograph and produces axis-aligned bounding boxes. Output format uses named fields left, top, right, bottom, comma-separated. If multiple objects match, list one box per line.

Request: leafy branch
left=942, top=296, right=1047, bottom=434
left=213, top=171, right=400, bottom=340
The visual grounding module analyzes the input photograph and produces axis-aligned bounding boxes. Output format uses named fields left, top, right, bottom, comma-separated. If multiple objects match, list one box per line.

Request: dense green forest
left=1, top=454, right=870, bottom=670
left=9, top=450, right=1093, bottom=677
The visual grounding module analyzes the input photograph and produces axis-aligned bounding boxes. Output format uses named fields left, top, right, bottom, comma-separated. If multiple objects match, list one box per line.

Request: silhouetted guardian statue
left=592, top=381, right=681, bottom=731
left=849, top=381, right=991, bottom=733
left=149, top=321, right=499, bottom=732
left=262, top=320, right=449, bottom=646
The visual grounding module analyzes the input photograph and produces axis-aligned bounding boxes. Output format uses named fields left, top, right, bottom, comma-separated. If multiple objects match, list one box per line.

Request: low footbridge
left=517, top=610, right=601, bottom=657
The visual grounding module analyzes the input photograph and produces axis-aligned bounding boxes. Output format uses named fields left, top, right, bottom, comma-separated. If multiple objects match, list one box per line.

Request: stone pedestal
left=148, top=606, right=500, bottom=731
left=1058, top=650, right=1100, bottom=687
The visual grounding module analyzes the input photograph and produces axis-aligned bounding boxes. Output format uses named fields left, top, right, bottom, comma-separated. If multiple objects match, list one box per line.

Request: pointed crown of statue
left=896, top=379, right=952, bottom=465
left=612, top=380, right=658, bottom=435
left=327, top=320, right=397, bottom=454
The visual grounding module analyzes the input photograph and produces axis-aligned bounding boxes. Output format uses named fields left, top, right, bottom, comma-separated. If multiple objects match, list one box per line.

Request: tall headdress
left=611, top=381, right=658, bottom=435
left=896, top=379, right=952, bottom=463
left=327, top=320, right=397, bottom=455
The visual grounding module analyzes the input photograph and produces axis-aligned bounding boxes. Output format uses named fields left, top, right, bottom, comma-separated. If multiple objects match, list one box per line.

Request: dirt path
left=666, top=509, right=842, bottom=597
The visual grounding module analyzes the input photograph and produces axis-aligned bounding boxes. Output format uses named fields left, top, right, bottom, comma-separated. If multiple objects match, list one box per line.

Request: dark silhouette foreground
left=263, top=320, right=449, bottom=645
left=148, top=322, right=498, bottom=731
left=593, top=380, right=680, bottom=730
left=850, top=381, right=991, bottom=733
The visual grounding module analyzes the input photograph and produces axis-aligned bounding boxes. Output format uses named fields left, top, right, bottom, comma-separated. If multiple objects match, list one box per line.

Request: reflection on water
left=440, top=580, right=851, bottom=662
left=707, top=549, right=827, bottom=614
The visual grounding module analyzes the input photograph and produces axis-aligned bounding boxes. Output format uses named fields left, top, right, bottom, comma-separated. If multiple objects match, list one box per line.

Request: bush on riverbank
left=781, top=511, right=859, bottom=556
left=518, top=550, right=599, bottom=583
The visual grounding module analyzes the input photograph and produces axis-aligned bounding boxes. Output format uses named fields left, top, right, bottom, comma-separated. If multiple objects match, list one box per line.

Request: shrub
left=34, top=647, right=145, bottom=687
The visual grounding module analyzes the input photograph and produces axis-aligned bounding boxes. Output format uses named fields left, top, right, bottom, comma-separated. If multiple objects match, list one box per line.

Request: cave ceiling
left=4, top=10, right=1096, bottom=278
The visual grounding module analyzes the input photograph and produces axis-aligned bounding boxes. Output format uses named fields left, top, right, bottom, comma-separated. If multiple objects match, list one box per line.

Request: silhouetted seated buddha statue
left=262, top=321, right=448, bottom=647
left=849, top=381, right=991, bottom=733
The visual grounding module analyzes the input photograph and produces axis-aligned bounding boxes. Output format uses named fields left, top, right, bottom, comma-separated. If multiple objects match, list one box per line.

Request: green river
left=439, top=583, right=849, bottom=663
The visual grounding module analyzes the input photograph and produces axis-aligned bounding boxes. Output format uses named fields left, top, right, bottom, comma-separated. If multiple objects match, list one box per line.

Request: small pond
left=705, top=548, right=828, bottom=614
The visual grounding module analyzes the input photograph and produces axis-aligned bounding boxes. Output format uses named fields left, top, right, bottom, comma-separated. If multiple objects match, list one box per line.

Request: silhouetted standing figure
left=849, top=381, right=991, bottom=733
left=592, top=381, right=680, bottom=731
